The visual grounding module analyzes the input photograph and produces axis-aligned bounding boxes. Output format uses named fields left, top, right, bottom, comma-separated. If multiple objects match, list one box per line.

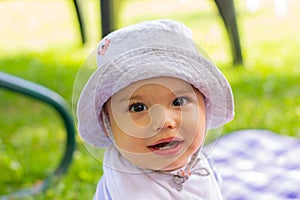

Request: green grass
left=1, top=0, right=300, bottom=199
left=0, top=48, right=101, bottom=199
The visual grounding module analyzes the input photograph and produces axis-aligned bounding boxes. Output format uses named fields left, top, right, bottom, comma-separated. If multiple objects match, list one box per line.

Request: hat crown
left=96, top=20, right=196, bottom=67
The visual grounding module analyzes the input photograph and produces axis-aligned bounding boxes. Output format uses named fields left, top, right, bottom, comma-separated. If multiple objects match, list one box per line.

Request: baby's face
left=104, top=77, right=206, bottom=171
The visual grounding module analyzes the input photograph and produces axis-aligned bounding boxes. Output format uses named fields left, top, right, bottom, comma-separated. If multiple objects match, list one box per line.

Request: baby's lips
left=149, top=137, right=183, bottom=147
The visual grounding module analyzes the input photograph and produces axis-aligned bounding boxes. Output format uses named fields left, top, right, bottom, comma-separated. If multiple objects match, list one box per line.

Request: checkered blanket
left=204, top=129, right=300, bottom=200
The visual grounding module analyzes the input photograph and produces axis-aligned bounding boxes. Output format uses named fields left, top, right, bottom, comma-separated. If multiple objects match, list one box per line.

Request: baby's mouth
left=148, top=140, right=183, bottom=150
left=147, top=138, right=184, bottom=155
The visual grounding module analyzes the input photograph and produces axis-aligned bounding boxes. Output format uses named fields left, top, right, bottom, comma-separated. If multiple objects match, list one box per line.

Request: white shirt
left=94, top=146, right=223, bottom=200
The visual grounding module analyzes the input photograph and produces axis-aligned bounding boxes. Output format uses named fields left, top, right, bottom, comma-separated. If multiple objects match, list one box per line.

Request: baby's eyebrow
left=119, top=95, right=144, bottom=103
left=118, top=89, right=195, bottom=103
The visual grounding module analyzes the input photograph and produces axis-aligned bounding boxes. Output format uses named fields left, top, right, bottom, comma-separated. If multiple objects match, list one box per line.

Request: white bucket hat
left=77, top=19, right=234, bottom=148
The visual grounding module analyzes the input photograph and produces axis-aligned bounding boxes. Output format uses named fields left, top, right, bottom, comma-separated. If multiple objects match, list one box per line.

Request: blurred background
left=0, top=0, right=299, bottom=199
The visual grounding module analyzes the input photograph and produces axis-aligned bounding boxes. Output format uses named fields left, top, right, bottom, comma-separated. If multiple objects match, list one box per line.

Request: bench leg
left=72, top=0, right=87, bottom=44
left=214, top=0, right=243, bottom=65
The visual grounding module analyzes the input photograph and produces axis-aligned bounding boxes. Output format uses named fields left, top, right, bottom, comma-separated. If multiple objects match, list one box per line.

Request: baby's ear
left=100, top=109, right=110, bottom=137
left=103, top=103, right=108, bottom=114
left=102, top=99, right=111, bottom=114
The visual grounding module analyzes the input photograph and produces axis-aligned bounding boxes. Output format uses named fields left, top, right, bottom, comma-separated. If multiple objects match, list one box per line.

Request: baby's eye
left=129, top=103, right=148, bottom=112
left=172, top=97, right=188, bottom=107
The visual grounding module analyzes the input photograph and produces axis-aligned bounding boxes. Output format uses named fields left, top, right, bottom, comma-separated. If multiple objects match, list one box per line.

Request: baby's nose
left=150, top=104, right=177, bottom=132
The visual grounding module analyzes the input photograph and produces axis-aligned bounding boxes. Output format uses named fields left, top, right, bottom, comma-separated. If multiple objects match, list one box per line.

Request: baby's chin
left=155, top=156, right=189, bottom=172
left=119, top=150, right=190, bottom=172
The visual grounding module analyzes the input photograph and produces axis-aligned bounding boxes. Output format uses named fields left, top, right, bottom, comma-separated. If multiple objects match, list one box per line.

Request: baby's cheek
left=115, top=135, right=148, bottom=154
left=183, top=110, right=205, bottom=131
left=130, top=113, right=151, bottom=127
left=182, top=116, right=205, bottom=147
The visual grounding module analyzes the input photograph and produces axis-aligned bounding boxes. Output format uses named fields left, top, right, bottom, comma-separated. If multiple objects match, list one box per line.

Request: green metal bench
left=0, top=71, right=75, bottom=199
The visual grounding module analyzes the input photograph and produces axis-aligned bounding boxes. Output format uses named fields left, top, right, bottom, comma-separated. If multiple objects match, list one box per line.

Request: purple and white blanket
left=205, top=129, right=300, bottom=200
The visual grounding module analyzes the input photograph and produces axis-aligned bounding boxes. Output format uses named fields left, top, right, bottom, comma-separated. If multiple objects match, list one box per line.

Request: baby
left=77, top=19, right=234, bottom=199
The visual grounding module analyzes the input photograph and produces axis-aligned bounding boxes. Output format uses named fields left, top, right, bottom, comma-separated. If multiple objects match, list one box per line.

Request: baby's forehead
left=113, top=76, right=195, bottom=96
left=129, top=76, right=191, bottom=89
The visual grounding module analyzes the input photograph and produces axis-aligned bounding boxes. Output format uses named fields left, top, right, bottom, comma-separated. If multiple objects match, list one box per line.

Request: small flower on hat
left=98, top=38, right=111, bottom=56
